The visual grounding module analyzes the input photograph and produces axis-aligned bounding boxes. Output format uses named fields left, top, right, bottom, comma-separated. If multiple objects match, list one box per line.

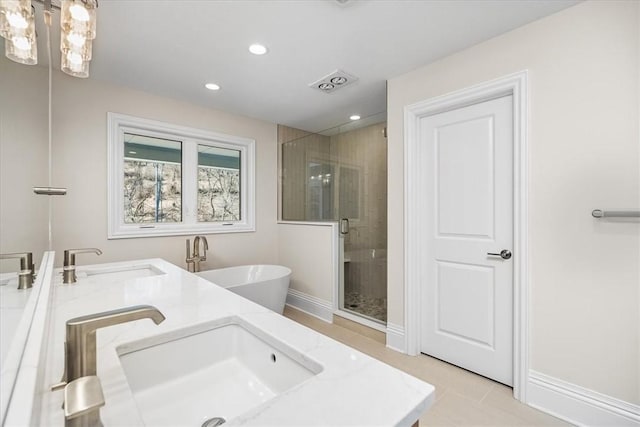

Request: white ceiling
left=33, top=0, right=579, bottom=133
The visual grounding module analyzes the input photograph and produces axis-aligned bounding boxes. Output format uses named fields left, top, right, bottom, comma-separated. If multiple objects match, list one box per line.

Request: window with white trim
left=108, top=113, right=255, bottom=238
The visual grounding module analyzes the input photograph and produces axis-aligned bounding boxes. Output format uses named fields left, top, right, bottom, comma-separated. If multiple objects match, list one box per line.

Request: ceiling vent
left=309, top=69, right=358, bottom=94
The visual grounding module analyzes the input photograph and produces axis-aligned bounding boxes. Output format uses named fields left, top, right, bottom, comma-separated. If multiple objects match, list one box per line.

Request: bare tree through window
left=197, top=144, right=240, bottom=222
left=122, top=133, right=182, bottom=224
left=124, top=160, right=181, bottom=223
left=197, top=167, right=239, bottom=221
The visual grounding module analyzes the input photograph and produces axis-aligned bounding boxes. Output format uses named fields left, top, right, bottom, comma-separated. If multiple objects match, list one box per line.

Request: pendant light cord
left=45, top=10, right=53, bottom=251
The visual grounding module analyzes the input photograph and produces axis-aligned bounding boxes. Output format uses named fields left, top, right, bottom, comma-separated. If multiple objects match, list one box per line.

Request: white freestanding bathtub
left=196, top=265, right=292, bottom=314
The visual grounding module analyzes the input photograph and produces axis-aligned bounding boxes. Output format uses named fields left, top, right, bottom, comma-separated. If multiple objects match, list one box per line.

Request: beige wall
left=0, top=59, right=49, bottom=272
left=277, top=223, right=335, bottom=302
left=387, top=0, right=639, bottom=404
left=0, top=59, right=279, bottom=270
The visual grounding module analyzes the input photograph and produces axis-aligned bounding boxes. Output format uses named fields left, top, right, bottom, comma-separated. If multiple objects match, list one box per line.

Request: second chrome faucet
left=63, top=248, right=102, bottom=284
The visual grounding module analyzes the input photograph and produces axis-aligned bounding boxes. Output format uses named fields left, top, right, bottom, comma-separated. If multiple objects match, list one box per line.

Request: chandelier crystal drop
left=0, top=0, right=30, bottom=38
left=61, top=48, right=88, bottom=77
left=61, top=29, right=92, bottom=61
left=61, top=0, right=96, bottom=40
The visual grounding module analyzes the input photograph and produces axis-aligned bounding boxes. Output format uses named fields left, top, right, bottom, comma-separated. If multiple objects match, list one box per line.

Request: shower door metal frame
left=327, top=168, right=387, bottom=330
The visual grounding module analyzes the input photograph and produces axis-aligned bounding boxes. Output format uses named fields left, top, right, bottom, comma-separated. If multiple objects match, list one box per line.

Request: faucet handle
left=64, top=376, right=105, bottom=420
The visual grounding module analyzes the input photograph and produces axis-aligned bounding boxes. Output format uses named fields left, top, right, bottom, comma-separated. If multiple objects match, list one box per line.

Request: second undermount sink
left=75, top=264, right=165, bottom=281
left=117, top=317, right=322, bottom=426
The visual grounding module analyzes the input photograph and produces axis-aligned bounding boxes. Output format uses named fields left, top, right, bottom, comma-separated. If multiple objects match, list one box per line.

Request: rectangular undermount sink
left=117, top=317, right=322, bottom=426
left=76, top=264, right=165, bottom=281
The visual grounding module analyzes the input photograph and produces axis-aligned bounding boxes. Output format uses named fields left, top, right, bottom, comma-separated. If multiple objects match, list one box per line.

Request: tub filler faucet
left=0, top=251, right=35, bottom=289
left=186, top=235, right=208, bottom=273
left=63, top=248, right=102, bottom=284
left=59, top=305, right=166, bottom=427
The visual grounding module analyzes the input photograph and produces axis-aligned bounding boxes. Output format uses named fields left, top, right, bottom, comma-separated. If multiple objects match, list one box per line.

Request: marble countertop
left=1, top=252, right=56, bottom=426
left=37, top=258, right=434, bottom=426
left=0, top=273, right=33, bottom=366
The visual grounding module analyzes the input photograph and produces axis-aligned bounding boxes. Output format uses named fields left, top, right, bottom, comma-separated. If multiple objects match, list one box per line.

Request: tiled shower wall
left=279, top=125, right=330, bottom=221
left=279, top=123, right=388, bottom=319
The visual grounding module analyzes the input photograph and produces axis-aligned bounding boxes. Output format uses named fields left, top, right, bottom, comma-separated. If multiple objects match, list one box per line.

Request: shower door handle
left=340, top=218, right=350, bottom=235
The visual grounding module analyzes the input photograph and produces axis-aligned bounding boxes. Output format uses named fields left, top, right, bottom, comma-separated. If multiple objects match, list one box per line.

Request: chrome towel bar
left=592, top=209, right=640, bottom=218
left=33, top=186, right=67, bottom=195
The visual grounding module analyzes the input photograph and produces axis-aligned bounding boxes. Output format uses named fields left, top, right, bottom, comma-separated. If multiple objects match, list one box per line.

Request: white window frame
left=107, top=112, right=255, bottom=239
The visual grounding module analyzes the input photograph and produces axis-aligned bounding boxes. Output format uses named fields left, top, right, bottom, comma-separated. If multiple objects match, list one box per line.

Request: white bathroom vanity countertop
left=1, top=252, right=56, bottom=426
left=0, top=273, right=34, bottom=366
left=37, top=259, right=434, bottom=426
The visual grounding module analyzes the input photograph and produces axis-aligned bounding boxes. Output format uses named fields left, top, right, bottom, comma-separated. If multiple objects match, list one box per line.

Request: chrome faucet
left=61, top=305, right=165, bottom=426
left=185, top=236, right=208, bottom=273
left=63, top=248, right=102, bottom=284
left=0, top=252, right=35, bottom=289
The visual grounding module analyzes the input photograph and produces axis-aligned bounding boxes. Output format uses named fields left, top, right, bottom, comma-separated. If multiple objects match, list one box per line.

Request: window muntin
left=108, top=113, right=255, bottom=238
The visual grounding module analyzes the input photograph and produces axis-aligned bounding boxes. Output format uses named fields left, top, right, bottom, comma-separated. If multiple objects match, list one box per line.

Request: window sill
left=108, top=223, right=255, bottom=239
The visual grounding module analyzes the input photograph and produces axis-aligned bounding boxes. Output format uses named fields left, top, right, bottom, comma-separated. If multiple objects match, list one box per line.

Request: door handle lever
left=487, top=250, right=512, bottom=260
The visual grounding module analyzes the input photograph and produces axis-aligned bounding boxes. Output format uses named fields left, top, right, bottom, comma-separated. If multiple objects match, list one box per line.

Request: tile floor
left=343, top=291, right=388, bottom=322
left=284, top=306, right=570, bottom=427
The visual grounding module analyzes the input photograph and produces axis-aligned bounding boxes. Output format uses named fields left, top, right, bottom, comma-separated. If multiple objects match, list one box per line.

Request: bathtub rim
left=196, top=264, right=292, bottom=289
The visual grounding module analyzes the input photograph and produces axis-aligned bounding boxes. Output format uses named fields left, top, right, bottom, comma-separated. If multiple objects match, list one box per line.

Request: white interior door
left=420, top=95, right=514, bottom=386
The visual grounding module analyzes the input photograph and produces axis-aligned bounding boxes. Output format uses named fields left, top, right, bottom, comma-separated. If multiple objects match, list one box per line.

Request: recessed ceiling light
left=205, top=83, right=220, bottom=91
left=350, top=115, right=361, bottom=121
left=318, top=83, right=334, bottom=91
left=248, top=44, right=268, bottom=55
left=331, top=76, right=347, bottom=85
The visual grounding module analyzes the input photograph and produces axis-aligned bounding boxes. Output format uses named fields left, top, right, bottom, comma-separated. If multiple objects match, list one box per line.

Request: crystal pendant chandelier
left=0, top=0, right=37, bottom=64
left=59, top=0, right=96, bottom=77
left=0, top=0, right=98, bottom=78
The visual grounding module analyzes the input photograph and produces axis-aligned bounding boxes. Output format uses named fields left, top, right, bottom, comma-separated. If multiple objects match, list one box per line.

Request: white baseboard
left=528, top=371, right=640, bottom=426
left=286, top=289, right=333, bottom=323
left=386, top=322, right=406, bottom=353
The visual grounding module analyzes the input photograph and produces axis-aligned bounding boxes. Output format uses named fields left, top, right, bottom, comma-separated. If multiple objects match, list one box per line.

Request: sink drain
left=202, top=417, right=226, bottom=427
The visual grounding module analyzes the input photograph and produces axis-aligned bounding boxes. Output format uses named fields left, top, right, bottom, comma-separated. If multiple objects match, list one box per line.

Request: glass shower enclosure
left=280, top=114, right=387, bottom=324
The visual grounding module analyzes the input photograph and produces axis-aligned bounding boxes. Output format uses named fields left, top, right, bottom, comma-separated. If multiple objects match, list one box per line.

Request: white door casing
left=403, top=70, right=529, bottom=401
left=420, top=95, right=514, bottom=386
